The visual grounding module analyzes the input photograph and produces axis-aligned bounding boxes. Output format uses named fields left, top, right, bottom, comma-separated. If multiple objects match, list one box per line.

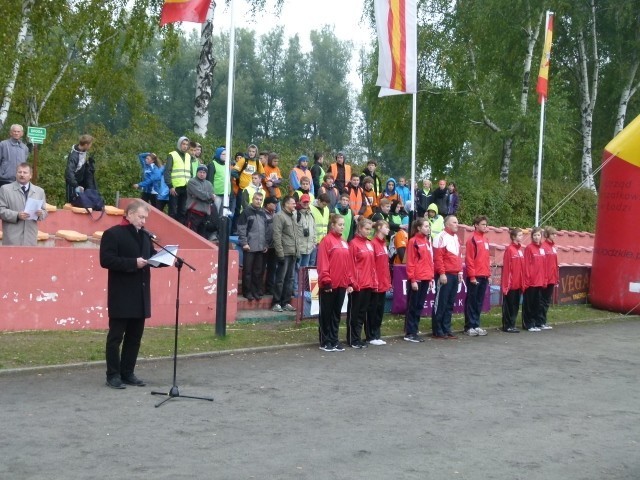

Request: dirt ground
left=1, top=319, right=639, bottom=480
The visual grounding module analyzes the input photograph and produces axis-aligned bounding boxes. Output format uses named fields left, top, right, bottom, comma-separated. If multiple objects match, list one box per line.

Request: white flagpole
left=535, top=10, right=551, bottom=227
left=215, top=0, right=237, bottom=337
left=410, top=93, right=417, bottom=220
left=535, top=97, right=545, bottom=227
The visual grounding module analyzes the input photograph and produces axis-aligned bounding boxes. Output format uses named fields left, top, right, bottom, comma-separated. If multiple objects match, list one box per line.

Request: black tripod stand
left=149, top=240, right=213, bottom=408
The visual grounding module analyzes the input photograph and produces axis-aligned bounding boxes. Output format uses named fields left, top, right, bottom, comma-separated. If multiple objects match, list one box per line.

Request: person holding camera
left=293, top=194, right=316, bottom=294
left=271, top=195, right=300, bottom=312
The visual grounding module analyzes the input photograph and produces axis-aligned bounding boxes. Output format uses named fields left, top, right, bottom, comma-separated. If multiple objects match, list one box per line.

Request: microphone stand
left=147, top=235, right=214, bottom=407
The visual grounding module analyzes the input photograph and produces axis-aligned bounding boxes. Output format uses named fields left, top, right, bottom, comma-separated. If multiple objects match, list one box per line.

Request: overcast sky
left=205, top=0, right=374, bottom=87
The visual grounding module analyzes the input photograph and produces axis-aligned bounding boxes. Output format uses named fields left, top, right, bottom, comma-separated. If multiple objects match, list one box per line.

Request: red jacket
left=433, top=229, right=463, bottom=275
left=523, top=242, right=547, bottom=289
left=465, top=231, right=491, bottom=280
left=501, top=242, right=524, bottom=294
left=372, top=236, right=392, bottom=292
left=406, top=233, right=434, bottom=282
left=542, top=239, right=559, bottom=285
left=317, top=231, right=354, bottom=289
left=349, top=234, right=378, bottom=291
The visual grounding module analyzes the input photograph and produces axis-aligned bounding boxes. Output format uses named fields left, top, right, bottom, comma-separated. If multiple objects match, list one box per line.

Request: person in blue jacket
left=133, top=153, right=170, bottom=212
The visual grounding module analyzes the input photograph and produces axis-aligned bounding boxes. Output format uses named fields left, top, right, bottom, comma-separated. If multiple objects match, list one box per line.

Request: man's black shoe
left=121, top=374, right=146, bottom=386
left=106, top=377, right=126, bottom=389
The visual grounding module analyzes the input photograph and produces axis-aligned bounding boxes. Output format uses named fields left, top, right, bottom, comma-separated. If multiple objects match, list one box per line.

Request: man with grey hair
left=0, top=124, right=30, bottom=188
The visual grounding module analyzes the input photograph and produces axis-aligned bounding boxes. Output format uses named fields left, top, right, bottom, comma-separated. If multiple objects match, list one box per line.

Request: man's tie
left=22, top=185, right=28, bottom=199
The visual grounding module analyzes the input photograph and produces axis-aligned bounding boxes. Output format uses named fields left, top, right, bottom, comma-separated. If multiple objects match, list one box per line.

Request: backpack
left=71, top=188, right=105, bottom=219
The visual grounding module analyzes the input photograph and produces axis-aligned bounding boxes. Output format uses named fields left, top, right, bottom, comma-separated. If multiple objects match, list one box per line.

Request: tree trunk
left=614, top=59, right=639, bottom=136
left=576, top=0, right=598, bottom=193
left=0, top=0, right=35, bottom=130
left=193, top=1, right=217, bottom=136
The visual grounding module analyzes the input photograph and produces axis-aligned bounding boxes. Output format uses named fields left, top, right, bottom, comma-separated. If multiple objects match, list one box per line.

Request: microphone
left=140, top=228, right=157, bottom=240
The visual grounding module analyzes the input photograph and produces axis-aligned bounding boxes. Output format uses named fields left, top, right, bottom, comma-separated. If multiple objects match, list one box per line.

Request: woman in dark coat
left=100, top=200, right=157, bottom=389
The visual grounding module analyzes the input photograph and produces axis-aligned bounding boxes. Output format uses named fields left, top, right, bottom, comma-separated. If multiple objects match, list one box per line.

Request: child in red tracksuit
left=540, top=226, right=558, bottom=329
left=404, top=218, right=435, bottom=343
left=464, top=215, right=491, bottom=336
left=347, top=217, right=378, bottom=348
left=501, top=228, right=524, bottom=332
left=366, top=220, right=392, bottom=345
left=317, top=214, right=354, bottom=352
left=523, top=227, right=547, bottom=332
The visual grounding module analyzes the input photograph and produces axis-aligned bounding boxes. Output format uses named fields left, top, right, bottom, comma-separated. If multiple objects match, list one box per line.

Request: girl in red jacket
left=404, top=218, right=435, bottom=343
left=540, top=226, right=558, bottom=330
left=316, top=214, right=354, bottom=352
left=347, top=217, right=378, bottom=348
left=365, top=220, right=392, bottom=346
left=523, top=227, right=546, bottom=332
left=501, top=228, right=524, bottom=333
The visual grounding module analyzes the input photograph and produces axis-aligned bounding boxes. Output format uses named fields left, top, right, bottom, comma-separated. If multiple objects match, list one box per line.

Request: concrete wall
left=0, top=199, right=239, bottom=331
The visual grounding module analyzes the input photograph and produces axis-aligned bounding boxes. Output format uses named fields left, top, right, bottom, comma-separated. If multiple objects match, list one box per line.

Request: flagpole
left=535, top=96, right=546, bottom=227
left=410, top=93, right=417, bottom=224
left=534, top=10, right=552, bottom=227
left=215, top=0, right=237, bottom=337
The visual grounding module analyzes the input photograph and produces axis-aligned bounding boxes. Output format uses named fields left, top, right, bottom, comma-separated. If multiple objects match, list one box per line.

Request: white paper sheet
left=147, top=245, right=179, bottom=267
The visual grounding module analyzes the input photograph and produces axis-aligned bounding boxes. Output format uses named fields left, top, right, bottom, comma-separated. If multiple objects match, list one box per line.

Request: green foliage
left=454, top=176, right=597, bottom=231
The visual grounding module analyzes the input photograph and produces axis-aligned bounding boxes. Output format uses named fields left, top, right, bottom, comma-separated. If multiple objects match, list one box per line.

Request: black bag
left=72, top=189, right=105, bottom=211
left=71, top=189, right=105, bottom=220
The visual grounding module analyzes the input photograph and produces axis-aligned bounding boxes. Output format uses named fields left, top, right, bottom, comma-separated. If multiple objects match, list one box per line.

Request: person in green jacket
left=427, top=203, right=445, bottom=239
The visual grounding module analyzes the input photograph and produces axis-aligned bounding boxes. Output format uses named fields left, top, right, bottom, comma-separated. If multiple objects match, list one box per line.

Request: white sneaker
left=475, top=327, right=488, bottom=336
left=282, top=303, right=296, bottom=312
left=465, top=328, right=479, bottom=336
left=540, top=325, right=553, bottom=330
left=377, top=339, right=387, bottom=345
left=369, top=339, right=385, bottom=346
left=528, top=327, right=541, bottom=332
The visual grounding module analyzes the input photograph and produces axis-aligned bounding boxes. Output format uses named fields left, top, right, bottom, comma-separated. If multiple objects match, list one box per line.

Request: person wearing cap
left=329, top=151, right=351, bottom=193
left=237, top=191, right=268, bottom=301
left=360, top=159, right=382, bottom=197
left=426, top=203, right=445, bottom=240
left=289, top=155, right=314, bottom=196
left=164, top=136, right=194, bottom=224
left=292, top=193, right=316, bottom=294
left=185, top=164, right=215, bottom=238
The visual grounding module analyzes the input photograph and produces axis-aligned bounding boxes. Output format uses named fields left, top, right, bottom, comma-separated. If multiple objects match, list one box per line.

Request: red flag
left=160, top=0, right=211, bottom=26
left=536, top=13, right=554, bottom=103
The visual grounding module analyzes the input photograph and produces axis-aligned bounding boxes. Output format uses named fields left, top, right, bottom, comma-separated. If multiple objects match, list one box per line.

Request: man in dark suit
left=100, top=200, right=157, bottom=389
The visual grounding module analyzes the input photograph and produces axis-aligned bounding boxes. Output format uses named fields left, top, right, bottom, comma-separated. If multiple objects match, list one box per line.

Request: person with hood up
left=133, top=153, right=169, bottom=211
left=289, top=155, right=314, bottom=196
left=164, top=136, right=193, bottom=224
left=186, top=165, right=215, bottom=238
left=426, top=203, right=445, bottom=239
left=65, top=134, right=97, bottom=203
left=379, top=178, right=403, bottom=206
left=208, top=146, right=233, bottom=217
